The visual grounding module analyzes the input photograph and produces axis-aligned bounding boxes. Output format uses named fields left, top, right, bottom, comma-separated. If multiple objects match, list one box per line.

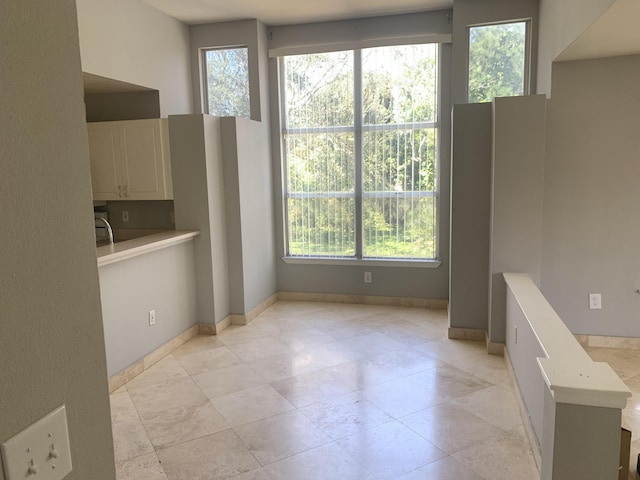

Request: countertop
left=97, top=230, right=199, bottom=267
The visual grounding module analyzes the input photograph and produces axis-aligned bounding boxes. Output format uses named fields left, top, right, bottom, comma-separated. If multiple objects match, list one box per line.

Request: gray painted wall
left=542, top=55, right=640, bottom=337
left=97, top=200, right=175, bottom=230
left=0, top=1, right=115, bottom=478
left=452, top=0, right=539, bottom=105
left=489, top=95, right=546, bottom=343
left=85, top=91, right=161, bottom=122
left=537, top=0, right=615, bottom=96
left=170, top=115, right=230, bottom=325
left=268, top=12, right=453, bottom=300
left=76, top=0, right=193, bottom=116
left=449, top=103, right=493, bottom=330
left=100, top=241, right=197, bottom=376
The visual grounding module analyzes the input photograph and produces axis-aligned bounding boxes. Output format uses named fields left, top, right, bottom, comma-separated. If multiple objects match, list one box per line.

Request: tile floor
left=110, top=301, right=539, bottom=480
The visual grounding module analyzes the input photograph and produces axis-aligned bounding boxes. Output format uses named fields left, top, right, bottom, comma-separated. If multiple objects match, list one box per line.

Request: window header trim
left=268, top=33, right=452, bottom=58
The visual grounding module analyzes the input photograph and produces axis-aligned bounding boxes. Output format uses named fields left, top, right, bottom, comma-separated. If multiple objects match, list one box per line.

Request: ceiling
left=139, top=0, right=452, bottom=26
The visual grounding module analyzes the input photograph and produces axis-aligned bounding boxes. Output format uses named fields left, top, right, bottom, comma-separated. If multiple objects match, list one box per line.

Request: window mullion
left=354, top=50, right=363, bottom=259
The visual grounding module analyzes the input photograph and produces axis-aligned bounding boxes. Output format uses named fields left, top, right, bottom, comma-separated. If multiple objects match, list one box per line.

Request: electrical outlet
left=149, top=310, right=156, bottom=326
left=364, top=272, right=372, bottom=283
left=122, top=210, right=129, bottom=222
left=589, top=293, right=602, bottom=310
left=0, top=405, right=73, bottom=480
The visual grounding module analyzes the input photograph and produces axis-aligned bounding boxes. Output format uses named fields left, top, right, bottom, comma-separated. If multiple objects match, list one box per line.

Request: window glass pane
left=361, top=44, right=438, bottom=260
left=288, top=197, right=355, bottom=256
left=363, top=195, right=436, bottom=259
left=205, top=47, right=250, bottom=117
left=468, top=22, right=527, bottom=103
left=283, top=52, right=355, bottom=257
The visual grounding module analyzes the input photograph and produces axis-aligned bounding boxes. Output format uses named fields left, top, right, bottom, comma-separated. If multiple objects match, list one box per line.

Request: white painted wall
left=537, top=0, right=615, bottom=95
left=99, top=241, right=197, bottom=376
left=542, top=55, right=640, bottom=337
left=76, top=0, right=193, bottom=116
left=0, top=1, right=115, bottom=478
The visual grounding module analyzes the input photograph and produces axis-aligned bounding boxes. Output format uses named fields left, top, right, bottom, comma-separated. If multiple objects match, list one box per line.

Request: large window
left=203, top=47, right=250, bottom=117
left=468, top=21, right=529, bottom=103
left=281, top=43, right=439, bottom=261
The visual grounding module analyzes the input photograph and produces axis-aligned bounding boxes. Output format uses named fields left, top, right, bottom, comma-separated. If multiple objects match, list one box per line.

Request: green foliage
left=468, top=22, right=527, bottom=103
left=206, top=48, right=250, bottom=117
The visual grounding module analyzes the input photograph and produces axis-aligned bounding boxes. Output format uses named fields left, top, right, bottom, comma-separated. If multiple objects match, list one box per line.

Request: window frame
left=279, top=43, right=443, bottom=268
left=466, top=19, right=532, bottom=103
left=200, top=45, right=250, bottom=117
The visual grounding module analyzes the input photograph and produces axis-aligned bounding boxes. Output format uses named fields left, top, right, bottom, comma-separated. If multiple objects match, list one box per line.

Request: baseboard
left=277, top=291, right=448, bottom=309
left=575, top=334, right=640, bottom=350
left=108, top=324, right=199, bottom=393
left=504, top=348, right=542, bottom=474
left=448, top=327, right=486, bottom=341
left=230, top=293, right=279, bottom=325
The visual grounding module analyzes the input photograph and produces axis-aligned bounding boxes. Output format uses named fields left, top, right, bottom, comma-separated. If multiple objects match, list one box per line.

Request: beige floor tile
left=172, top=335, right=225, bottom=358
left=226, top=336, right=293, bottom=362
left=125, top=354, right=188, bottom=390
left=110, top=392, right=154, bottom=463
left=452, top=385, right=522, bottom=431
left=407, top=364, right=492, bottom=400
left=157, top=429, right=260, bottom=480
left=298, top=341, right=364, bottom=368
left=338, top=332, right=407, bottom=356
left=264, top=442, right=376, bottom=480
left=140, top=398, right=229, bottom=449
left=128, top=376, right=207, bottom=418
left=360, top=377, right=446, bottom=418
left=115, top=452, right=168, bottom=480
left=211, top=384, right=294, bottom=426
left=228, top=468, right=273, bottom=480
left=325, top=357, right=398, bottom=389
left=299, top=392, right=393, bottom=440
left=192, top=363, right=266, bottom=399
left=586, top=347, right=640, bottom=380
left=453, top=432, right=538, bottom=480
left=248, top=352, right=319, bottom=382
left=233, top=411, right=331, bottom=465
left=216, top=324, right=271, bottom=346
left=336, top=420, right=446, bottom=480
left=174, top=345, right=244, bottom=375
left=270, top=369, right=353, bottom=407
left=274, top=327, right=335, bottom=351
left=395, top=455, right=484, bottom=480
left=401, top=402, right=504, bottom=454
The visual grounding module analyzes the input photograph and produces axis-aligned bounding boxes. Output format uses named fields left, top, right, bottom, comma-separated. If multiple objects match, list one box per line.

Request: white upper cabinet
left=88, top=119, right=173, bottom=201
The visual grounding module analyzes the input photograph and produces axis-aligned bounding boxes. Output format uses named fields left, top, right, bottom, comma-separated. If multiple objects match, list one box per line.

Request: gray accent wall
left=170, top=115, right=230, bottom=325
left=489, top=95, right=546, bottom=343
left=537, top=0, right=615, bottom=96
left=85, top=91, right=161, bottom=122
left=449, top=103, right=493, bottom=330
left=1, top=1, right=115, bottom=478
left=268, top=13, right=453, bottom=300
left=76, top=0, right=193, bottom=116
left=100, top=241, right=197, bottom=376
left=542, top=55, right=640, bottom=337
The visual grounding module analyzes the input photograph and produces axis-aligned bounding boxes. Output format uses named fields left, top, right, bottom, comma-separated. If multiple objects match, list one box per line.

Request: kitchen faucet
left=95, top=215, right=114, bottom=244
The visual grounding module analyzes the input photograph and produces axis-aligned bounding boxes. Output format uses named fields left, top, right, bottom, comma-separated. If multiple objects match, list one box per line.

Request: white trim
left=269, top=33, right=452, bottom=58
left=282, top=256, right=441, bottom=268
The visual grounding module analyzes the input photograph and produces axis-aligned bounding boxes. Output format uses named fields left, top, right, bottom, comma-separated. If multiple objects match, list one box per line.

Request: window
left=281, top=43, right=439, bottom=261
left=468, top=21, right=529, bottom=103
left=203, top=47, right=250, bottom=117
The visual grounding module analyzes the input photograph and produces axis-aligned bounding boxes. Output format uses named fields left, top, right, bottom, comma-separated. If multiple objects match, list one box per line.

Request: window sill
left=281, top=256, right=441, bottom=268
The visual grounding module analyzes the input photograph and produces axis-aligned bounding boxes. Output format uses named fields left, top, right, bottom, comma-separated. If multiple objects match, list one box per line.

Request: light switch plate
left=1, top=405, right=72, bottom=480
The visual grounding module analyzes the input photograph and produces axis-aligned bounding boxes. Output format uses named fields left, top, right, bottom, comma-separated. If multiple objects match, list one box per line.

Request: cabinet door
left=87, top=122, right=123, bottom=200
left=119, top=120, right=168, bottom=200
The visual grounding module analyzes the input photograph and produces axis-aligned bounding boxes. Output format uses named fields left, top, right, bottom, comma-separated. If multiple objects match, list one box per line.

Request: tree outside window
left=468, top=21, right=529, bottom=103
left=204, top=47, right=250, bottom=117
